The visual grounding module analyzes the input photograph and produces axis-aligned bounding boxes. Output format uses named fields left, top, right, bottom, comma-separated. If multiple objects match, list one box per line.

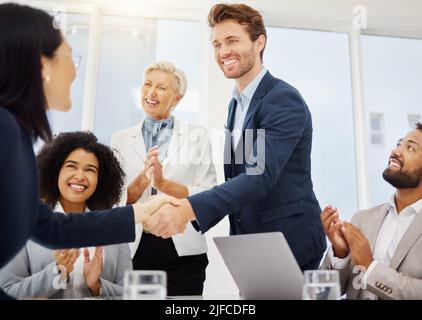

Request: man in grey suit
left=320, top=122, right=422, bottom=300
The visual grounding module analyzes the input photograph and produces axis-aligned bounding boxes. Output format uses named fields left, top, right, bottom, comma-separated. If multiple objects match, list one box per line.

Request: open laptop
left=213, top=232, right=304, bottom=300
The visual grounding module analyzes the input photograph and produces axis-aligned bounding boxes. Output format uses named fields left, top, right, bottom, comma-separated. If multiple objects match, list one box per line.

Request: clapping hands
left=144, top=147, right=165, bottom=190
left=321, top=205, right=373, bottom=269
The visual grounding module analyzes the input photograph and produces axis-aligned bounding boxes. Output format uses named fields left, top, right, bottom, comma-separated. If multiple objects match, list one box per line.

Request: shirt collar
left=53, top=202, right=90, bottom=214
left=387, top=194, right=422, bottom=216
left=232, top=67, right=267, bottom=109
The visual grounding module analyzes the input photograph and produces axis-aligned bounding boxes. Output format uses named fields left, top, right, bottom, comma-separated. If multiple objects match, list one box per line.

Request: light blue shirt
left=142, top=115, right=174, bottom=160
left=231, top=68, right=267, bottom=147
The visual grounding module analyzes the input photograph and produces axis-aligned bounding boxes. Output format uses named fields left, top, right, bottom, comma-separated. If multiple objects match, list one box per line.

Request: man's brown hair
left=416, top=122, right=422, bottom=131
left=208, top=3, right=267, bottom=61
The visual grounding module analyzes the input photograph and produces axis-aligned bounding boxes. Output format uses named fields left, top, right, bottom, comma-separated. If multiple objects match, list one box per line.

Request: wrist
left=155, top=177, right=168, bottom=191
left=333, top=247, right=349, bottom=259
left=142, top=170, right=150, bottom=183
left=88, top=279, right=101, bottom=296
left=363, top=257, right=374, bottom=270
left=181, top=198, right=196, bottom=221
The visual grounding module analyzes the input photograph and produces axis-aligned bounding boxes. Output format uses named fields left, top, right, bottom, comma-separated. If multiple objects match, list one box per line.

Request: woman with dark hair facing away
left=0, top=132, right=133, bottom=299
left=0, top=3, right=178, bottom=299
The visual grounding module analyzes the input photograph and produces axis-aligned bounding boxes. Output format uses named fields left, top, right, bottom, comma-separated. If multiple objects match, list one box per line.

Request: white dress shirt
left=328, top=195, right=422, bottom=298
left=231, top=68, right=267, bottom=148
left=54, top=202, right=105, bottom=297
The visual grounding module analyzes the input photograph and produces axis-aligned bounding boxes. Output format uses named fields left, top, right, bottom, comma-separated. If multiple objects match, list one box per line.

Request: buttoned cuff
left=328, top=246, right=351, bottom=269
left=363, top=260, right=378, bottom=288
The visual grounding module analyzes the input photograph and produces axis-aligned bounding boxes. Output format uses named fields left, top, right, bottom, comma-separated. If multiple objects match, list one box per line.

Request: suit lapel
left=224, top=99, right=237, bottom=180
left=226, top=98, right=237, bottom=131
left=130, top=121, right=146, bottom=163
left=390, top=212, right=422, bottom=270
left=162, top=117, right=185, bottom=170
left=233, top=71, right=272, bottom=154
left=240, top=71, right=272, bottom=133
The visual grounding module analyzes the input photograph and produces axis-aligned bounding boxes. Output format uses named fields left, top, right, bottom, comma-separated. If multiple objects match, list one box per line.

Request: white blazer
left=111, top=116, right=217, bottom=258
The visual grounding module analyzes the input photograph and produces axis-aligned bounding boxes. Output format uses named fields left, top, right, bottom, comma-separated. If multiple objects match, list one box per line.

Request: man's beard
left=383, top=166, right=422, bottom=189
left=221, top=47, right=256, bottom=79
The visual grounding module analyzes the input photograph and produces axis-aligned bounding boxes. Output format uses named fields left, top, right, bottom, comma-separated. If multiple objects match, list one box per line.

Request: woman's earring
left=44, top=75, right=51, bottom=83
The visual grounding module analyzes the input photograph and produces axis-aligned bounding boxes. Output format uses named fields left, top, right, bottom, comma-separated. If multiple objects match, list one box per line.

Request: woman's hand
left=53, top=249, right=80, bottom=277
left=83, top=246, right=103, bottom=296
left=126, top=169, right=150, bottom=204
left=132, top=194, right=181, bottom=224
left=145, top=147, right=166, bottom=190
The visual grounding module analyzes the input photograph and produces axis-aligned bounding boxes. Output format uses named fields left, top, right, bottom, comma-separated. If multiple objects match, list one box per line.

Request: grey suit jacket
left=321, top=203, right=422, bottom=300
left=0, top=240, right=132, bottom=299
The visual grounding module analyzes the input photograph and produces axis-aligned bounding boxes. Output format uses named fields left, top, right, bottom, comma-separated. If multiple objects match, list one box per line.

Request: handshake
left=131, top=195, right=197, bottom=238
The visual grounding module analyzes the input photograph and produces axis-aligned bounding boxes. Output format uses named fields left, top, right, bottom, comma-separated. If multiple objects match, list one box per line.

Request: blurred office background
left=6, top=0, right=422, bottom=296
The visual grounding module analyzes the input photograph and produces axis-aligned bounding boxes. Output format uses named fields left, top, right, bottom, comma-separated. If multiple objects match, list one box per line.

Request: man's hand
left=132, top=194, right=181, bottom=224
left=83, top=247, right=103, bottom=296
left=144, top=198, right=196, bottom=238
left=341, top=222, right=373, bottom=269
left=320, top=205, right=349, bottom=258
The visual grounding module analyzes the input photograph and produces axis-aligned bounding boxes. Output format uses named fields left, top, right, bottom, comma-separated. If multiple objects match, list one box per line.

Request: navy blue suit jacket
left=0, top=107, right=135, bottom=299
left=188, top=71, right=326, bottom=268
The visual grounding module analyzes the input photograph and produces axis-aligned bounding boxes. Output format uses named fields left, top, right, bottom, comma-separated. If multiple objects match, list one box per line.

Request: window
left=362, top=35, right=422, bottom=205
left=47, top=12, right=90, bottom=135
left=408, top=114, right=421, bottom=129
left=369, top=113, right=384, bottom=145
left=265, top=27, right=357, bottom=220
left=93, top=17, right=201, bottom=144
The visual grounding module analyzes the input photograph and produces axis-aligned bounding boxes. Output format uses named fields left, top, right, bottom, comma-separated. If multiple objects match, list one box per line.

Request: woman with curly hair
left=0, top=132, right=133, bottom=299
left=0, top=3, right=179, bottom=300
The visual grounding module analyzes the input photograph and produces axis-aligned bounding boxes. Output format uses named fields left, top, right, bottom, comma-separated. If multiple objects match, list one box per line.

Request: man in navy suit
left=145, top=3, right=326, bottom=270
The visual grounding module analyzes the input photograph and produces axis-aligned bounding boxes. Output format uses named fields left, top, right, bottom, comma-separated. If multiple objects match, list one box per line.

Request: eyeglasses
left=55, top=52, right=82, bottom=70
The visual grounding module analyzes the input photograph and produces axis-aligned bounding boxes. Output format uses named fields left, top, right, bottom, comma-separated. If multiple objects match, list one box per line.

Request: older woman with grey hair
left=111, top=61, right=216, bottom=296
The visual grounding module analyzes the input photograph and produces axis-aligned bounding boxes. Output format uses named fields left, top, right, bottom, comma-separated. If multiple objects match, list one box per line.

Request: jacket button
left=236, top=216, right=242, bottom=223
left=227, top=178, right=231, bottom=181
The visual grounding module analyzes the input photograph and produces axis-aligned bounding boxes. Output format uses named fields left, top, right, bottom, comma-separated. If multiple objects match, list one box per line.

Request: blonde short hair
left=143, top=61, right=187, bottom=97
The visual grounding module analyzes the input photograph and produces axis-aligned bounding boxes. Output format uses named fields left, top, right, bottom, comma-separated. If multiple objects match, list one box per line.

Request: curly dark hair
left=37, top=131, right=125, bottom=210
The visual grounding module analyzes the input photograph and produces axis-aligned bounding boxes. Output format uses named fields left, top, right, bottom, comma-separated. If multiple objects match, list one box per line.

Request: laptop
left=213, top=232, right=304, bottom=300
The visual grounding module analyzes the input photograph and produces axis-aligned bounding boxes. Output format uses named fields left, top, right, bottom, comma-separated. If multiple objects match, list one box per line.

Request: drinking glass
left=302, top=270, right=341, bottom=300
left=123, top=270, right=167, bottom=300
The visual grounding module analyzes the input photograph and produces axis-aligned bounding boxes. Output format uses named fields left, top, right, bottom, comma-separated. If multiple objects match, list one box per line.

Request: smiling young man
left=320, top=123, right=422, bottom=299
left=144, top=3, right=326, bottom=270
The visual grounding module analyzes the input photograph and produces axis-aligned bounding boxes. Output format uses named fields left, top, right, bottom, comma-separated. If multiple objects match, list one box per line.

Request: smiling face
left=141, top=69, right=181, bottom=120
left=58, top=148, right=99, bottom=210
left=211, top=19, right=265, bottom=87
left=383, top=129, right=422, bottom=189
left=42, top=38, right=76, bottom=112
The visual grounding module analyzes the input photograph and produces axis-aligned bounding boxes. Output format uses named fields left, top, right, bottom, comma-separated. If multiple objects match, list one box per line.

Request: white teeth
left=146, top=98, right=159, bottom=105
left=69, top=184, right=86, bottom=192
left=389, top=160, right=401, bottom=168
left=223, top=59, right=237, bottom=66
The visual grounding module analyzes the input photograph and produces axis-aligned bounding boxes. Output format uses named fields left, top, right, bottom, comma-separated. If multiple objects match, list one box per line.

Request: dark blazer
left=0, top=107, right=135, bottom=298
left=188, top=71, right=326, bottom=268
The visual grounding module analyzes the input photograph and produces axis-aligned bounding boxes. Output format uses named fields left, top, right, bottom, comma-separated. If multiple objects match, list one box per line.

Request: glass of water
left=123, top=270, right=167, bottom=300
left=302, top=270, right=341, bottom=300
